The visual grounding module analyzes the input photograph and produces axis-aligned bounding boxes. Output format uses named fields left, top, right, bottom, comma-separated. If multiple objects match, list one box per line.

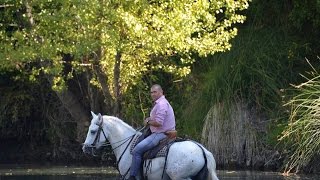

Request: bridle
left=86, top=115, right=135, bottom=155
left=87, top=115, right=141, bottom=179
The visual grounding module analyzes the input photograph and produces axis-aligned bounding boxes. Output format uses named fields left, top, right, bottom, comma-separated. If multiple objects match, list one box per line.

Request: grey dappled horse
left=82, top=112, right=219, bottom=180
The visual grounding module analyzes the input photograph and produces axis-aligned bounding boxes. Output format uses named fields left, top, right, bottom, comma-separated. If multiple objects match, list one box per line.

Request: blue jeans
left=130, top=132, right=167, bottom=176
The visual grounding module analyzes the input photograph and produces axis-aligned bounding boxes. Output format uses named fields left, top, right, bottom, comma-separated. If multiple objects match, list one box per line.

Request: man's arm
left=145, top=101, right=167, bottom=127
left=144, top=117, right=161, bottom=127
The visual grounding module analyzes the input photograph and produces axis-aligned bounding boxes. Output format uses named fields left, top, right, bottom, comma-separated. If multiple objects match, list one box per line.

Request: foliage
left=1, top=0, right=320, bottom=168
left=0, top=67, right=84, bottom=161
left=121, top=80, right=151, bottom=126
left=289, top=0, right=320, bottom=34
left=247, top=0, right=320, bottom=38
left=0, top=86, right=34, bottom=138
left=0, top=69, right=49, bottom=145
left=178, top=0, right=320, bottom=143
left=0, top=0, right=251, bottom=162
left=178, top=26, right=310, bottom=139
left=122, top=70, right=185, bottom=127
left=279, top=60, right=320, bottom=173
left=0, top=0, right=250, bottom=113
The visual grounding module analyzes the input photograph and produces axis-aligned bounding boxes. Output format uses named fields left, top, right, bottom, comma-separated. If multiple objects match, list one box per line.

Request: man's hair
left=152, top=84, right=163, bottom=92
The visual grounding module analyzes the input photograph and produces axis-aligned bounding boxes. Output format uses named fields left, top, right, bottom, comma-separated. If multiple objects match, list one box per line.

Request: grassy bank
left=179, top=26, right=300, bottom=138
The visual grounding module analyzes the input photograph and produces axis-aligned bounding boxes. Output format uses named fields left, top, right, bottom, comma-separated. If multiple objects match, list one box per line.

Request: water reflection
left=0, top=175, right=116, bottom=180
left=0, top=167, right=319, bottom=180
left=218, top=170, right=318, bottom=180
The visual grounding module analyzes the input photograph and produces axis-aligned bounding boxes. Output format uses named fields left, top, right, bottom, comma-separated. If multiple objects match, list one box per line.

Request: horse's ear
left=98, top=113, right=102, bottom=123
left=91, top=111, right=97, bottom=118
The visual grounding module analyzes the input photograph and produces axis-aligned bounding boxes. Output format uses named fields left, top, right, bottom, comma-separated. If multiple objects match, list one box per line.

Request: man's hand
left=144, top=117, right=151, bottom=126
left=144, top=117, right=161, bottom=127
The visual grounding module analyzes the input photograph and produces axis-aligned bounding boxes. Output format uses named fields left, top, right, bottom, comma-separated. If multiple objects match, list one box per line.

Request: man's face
left=151, top=87, right=162, bottom=101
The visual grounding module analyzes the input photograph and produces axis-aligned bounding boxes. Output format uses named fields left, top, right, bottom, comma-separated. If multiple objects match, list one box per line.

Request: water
left=218, top=170, right=318, bottom=180
left=0, top=166, right=319, bottom=180
left=0, top=175, right=114, bottom=180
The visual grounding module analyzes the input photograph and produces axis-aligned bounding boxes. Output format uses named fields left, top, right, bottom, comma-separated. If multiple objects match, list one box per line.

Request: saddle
left=130, top=127, right=178, bottom=159
left=143, top=131, right=177, bottom=159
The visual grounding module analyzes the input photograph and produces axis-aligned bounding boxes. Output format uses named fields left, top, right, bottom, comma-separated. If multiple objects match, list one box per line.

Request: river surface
left=0, top=166, right=319, bottom=180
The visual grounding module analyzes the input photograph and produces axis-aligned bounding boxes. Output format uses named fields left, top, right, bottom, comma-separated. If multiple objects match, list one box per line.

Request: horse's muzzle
left=82, top=144, right=94, bottom=155
left=82, top=144, right=103, bottom=157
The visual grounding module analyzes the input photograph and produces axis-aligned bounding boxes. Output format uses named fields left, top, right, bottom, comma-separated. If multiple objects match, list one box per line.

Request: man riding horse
left=128, top=84, right=176, bottom=180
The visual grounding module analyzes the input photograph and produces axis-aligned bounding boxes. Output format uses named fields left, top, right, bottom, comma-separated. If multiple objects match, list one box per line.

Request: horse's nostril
left=83, top=147, right=90, bottom=154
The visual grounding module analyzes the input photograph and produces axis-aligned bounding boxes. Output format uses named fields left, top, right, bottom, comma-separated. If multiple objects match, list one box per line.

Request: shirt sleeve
left=154, top=102, right=168, bottom=126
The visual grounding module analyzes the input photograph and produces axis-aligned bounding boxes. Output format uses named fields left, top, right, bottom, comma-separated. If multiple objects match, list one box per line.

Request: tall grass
left=280, top=59, right=320, bottom=173
left=178, top=26, right=294, bottom=139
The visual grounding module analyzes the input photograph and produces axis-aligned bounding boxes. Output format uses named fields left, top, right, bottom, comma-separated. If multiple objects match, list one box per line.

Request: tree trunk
left=91, top=48, right=115, bottom=114
left=55, top=89, right=89, bottom=143
left=113, top=51, right=122, bottom=117
left=24, top=0, right=34, bottom=27
left=24, top=1, right=89, bottom=142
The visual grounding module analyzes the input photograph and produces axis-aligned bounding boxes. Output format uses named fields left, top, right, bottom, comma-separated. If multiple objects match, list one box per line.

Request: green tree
left=0, top=0, right=250, bottom=139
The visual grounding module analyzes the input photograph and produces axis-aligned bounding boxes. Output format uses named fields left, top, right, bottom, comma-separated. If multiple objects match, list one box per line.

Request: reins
left=90, top=116, right=147, bottom=179
left=91, top=116, right=137, bottom=150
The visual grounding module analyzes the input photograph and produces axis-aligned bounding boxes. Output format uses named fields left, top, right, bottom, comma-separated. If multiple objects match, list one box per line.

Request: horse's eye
left=90, top=130, right=96, bottom=134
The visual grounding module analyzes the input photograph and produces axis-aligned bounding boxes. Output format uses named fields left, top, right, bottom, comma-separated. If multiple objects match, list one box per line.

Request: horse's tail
left=192, top=142, right=219, bottom=180
left=203, top=148, right=219, bottom=180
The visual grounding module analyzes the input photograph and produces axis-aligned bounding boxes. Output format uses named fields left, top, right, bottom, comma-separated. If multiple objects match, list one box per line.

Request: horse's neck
left=103, top=118, right=136, bottom=160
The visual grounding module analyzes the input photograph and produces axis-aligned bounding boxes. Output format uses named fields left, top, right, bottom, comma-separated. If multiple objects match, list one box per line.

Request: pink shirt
left=150, top=95, right=176, bottom=133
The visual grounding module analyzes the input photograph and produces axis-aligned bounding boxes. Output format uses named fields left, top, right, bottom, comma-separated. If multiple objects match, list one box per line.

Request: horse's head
left=82, top=111, right=108, bottom=156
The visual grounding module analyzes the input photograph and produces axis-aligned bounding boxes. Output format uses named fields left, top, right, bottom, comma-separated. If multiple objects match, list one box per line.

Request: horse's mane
left=103, top=115, right=136, bottom=131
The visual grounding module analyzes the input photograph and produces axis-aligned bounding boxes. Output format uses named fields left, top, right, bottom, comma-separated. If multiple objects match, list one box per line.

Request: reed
left=280, top=60, right=320, bottom=173
left=179, top=26, right=291, bottom=140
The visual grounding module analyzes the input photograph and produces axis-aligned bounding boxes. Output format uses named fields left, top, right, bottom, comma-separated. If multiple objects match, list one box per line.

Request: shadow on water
left=0, top=166, right=319, bottom=180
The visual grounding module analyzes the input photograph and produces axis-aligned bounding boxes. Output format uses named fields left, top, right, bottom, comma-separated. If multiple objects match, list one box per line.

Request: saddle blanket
left=130, top=134, right=171, bottom=159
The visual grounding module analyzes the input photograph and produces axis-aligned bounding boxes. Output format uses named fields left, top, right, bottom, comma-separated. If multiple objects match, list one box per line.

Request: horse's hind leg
left=167, top=169, right=199, bottom=180
left=165, top=142, right=206, bottom=180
